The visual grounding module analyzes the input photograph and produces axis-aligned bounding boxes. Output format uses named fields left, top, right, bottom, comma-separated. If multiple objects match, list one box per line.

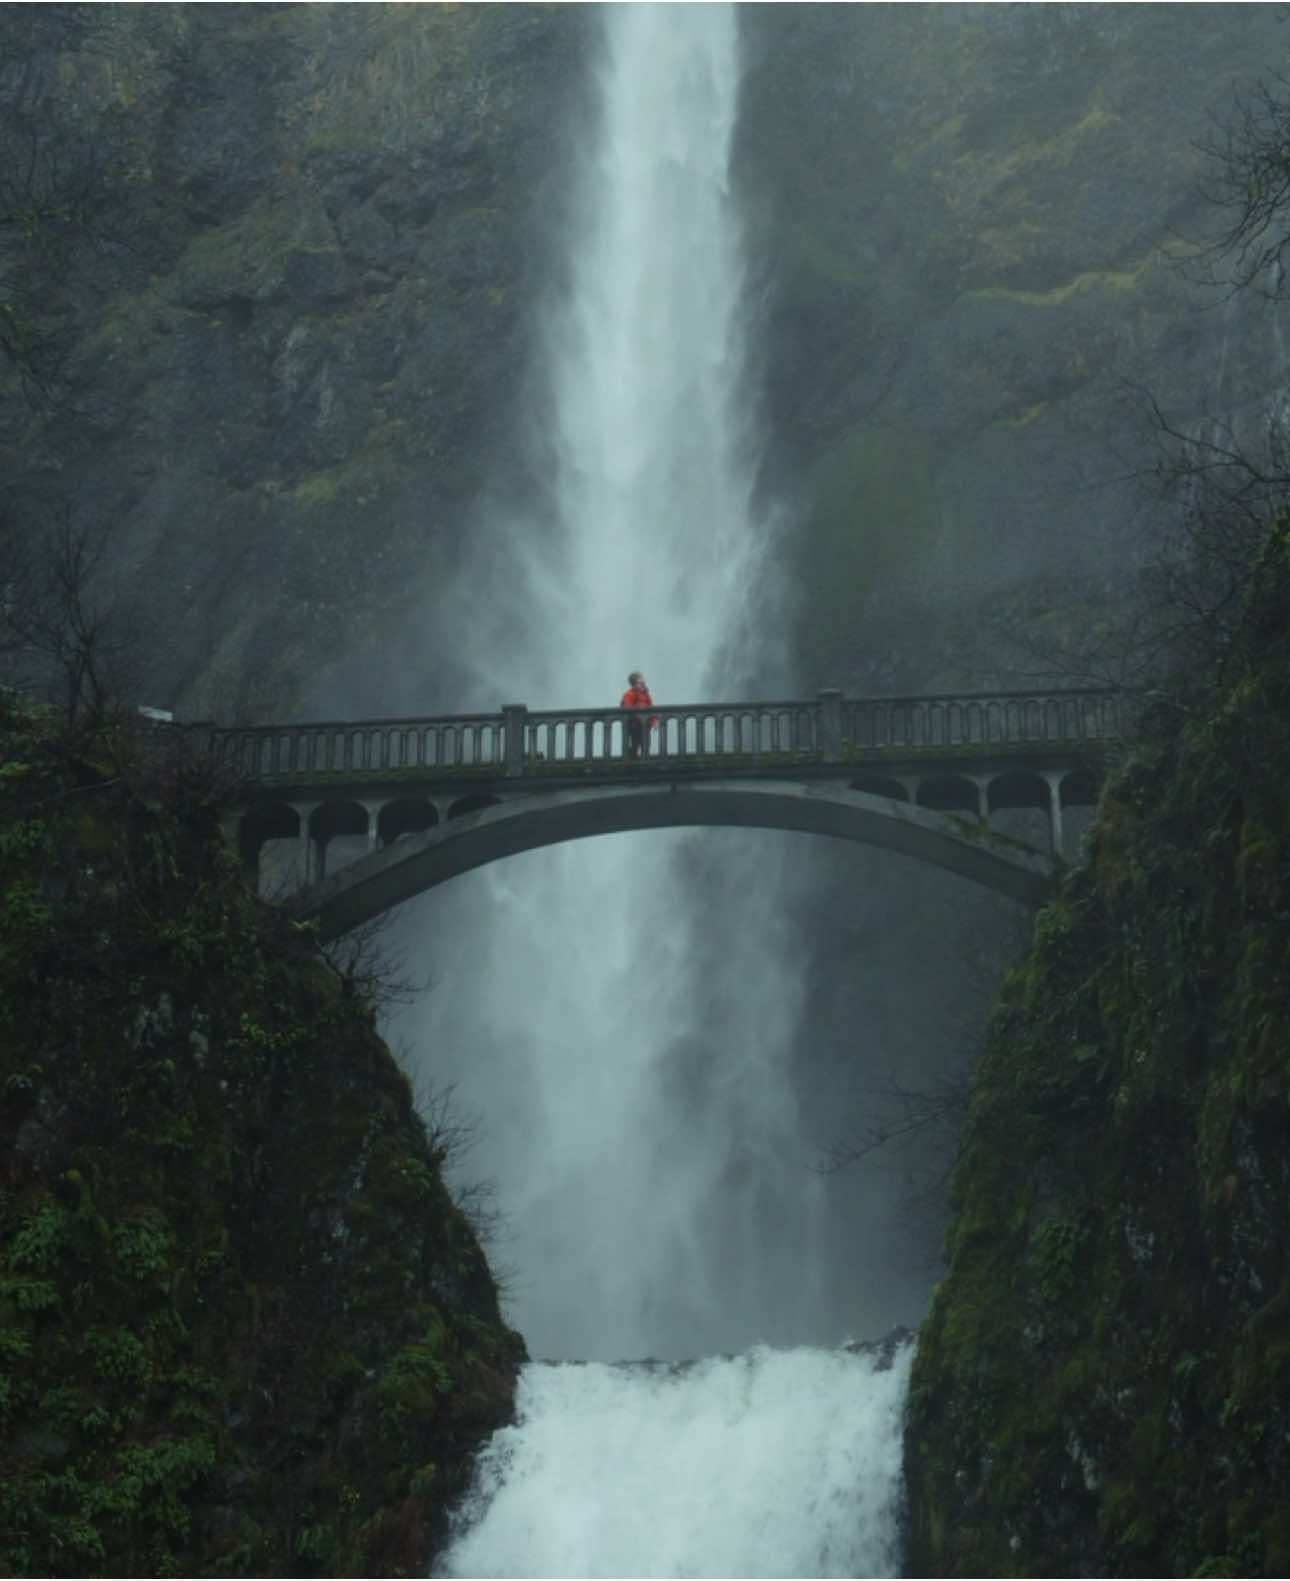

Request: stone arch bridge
left=215, top=688, right=1124, bottom=942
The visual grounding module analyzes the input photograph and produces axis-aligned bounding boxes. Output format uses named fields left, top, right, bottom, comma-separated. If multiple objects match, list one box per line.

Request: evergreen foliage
left=904, top=520, right=1290, bottom=1576
left=0, top=698, right=524, bottom=1576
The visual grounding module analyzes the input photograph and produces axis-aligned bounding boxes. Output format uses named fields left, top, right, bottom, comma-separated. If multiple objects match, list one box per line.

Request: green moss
left=287, top=6, right=486, bottom=158
left=962, top=258, right=1153, bottom=308
left=794, top=426, right=942, bottom=675
left=290, top=447, right=400, bottom=513
left=0, top=693, right=524, bottom=1576
left=905, top=518, right=1290, bottom=1577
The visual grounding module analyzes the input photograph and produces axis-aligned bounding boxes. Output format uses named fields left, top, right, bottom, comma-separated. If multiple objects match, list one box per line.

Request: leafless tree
left=316, top=911, right=431, bottom=1017
left=814, top=1068, right=973, bottom=1184
left=0, top=505, right=145, bottom=723
left=814, top=909, right=1032, bottom=1214
left=1193, top=70, right=1290, bottom=301
left=986, top=68, right=1290, bottom=710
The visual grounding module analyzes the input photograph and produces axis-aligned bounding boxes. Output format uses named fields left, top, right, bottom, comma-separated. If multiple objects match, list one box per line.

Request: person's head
left=629, top=671, right=644, bottom=687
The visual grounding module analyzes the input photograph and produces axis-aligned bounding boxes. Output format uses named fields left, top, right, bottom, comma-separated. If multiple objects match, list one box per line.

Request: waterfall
left=390, top=3, right=912, bottom=1571
left=438, top=1343, right=914, bottom=1579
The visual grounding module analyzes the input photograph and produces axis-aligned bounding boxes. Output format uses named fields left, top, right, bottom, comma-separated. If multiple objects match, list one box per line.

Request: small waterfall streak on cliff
left=439, top=1343, right=914, bottom=1580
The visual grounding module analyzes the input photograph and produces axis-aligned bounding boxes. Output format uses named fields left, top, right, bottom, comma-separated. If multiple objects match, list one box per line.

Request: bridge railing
left=523, top=690, right=1122, bottom=767
left=214, top=688, right=1124, bottom=784
left=216, top=713, right=509, bottom=778
left=521, top=700, right=822, bottom=764
left=840, top=690, right=1124, bottom=752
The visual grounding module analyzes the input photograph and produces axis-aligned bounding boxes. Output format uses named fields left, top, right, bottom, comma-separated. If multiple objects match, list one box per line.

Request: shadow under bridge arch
left=292, top=779, right=1060, bottom=942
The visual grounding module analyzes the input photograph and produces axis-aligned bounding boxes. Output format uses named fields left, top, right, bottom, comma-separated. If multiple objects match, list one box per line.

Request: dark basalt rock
left=903, top=522, right=1290, bottom=1578
left=0, top=697, right=526, bottom=1576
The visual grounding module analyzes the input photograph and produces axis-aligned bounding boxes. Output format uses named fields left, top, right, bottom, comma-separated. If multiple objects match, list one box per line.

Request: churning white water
left=438, top=1343, right=914, bottom=1579
left=392, top=4, right=912, bottom=1572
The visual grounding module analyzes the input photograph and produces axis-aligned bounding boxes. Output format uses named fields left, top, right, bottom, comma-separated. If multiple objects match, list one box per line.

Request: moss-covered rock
left=738, top=6, right=1289, bottom=692
left=904, top=520, right=1290, bottom=1577
left=0, top=696, right=524, bottom=1576
left=792, top=426, right=942, bottom=684
left=0, top=3, right=591, bottom=720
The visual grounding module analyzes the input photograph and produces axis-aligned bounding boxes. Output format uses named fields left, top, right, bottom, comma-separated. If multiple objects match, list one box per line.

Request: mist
left=383, top=2, right=835, bottom=1366
left=373, top=0, right=1045, bottom=1376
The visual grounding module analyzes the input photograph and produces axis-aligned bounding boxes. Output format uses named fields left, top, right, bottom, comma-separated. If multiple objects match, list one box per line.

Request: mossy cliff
left=0, top=3, right=591, bottom=718
left=5, top=9, right=1288, bottom=713
left=904, top=522, right=1290, bottom=1576
left=0, top=698, right=524, bottom=1576
left=737, top=6, right=1288, bottom=691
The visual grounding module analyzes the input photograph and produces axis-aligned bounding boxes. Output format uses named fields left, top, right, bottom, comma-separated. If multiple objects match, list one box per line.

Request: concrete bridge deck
left=215, top=688, right=1124, bottom=939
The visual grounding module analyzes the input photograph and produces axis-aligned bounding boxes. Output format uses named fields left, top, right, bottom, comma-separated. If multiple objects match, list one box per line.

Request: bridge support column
left=221, top=812, right=247, bottom=876
left=818, top=689, right=843, bottom=759
left=294, top=801, right=320, bottom=887
left=1045, top=775, right=1064, bottom=856
left=503, top=704, right=528, bottom=778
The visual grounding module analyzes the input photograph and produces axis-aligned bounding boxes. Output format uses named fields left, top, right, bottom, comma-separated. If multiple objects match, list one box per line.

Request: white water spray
left=396, top=0, right=819, bottom=1366
left=439, top=1343, right=913, bottom=1579
left=393, top=5, right=911, bottom=1571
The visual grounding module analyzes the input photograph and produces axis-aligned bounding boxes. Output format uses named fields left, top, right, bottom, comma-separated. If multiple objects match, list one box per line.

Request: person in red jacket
left=621, top=670, right=653, bottom=759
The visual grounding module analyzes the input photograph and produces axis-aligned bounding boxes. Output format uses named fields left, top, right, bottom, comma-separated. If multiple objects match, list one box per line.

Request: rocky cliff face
left=0, top=697, right=525, bottom=1575
left=738, top=3, right=1290, bottom=689
left=903, top=522, right=1290, bottom=1576
left=3, top=5, right=1286, bottom=717
left=1, top=3, right=590, bottom=718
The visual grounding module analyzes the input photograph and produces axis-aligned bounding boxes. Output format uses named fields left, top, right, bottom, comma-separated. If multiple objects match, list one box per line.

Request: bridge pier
left=503, top=704, right=528, bottom=777
left=299, top=802, right=320, bottom=885
left=1045, top=774, right=1064, bottom=857
left=817, top=689, right=843, bottom=759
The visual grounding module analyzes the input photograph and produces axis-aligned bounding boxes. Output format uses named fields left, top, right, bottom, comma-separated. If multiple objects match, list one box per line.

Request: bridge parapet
left=215, top=687, right=1125, bottom=785
left=839, top=689, right=1124, bottom=753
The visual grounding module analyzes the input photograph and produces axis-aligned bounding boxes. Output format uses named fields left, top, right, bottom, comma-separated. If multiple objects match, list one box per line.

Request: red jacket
left=621, top=685, right=659, bottom=729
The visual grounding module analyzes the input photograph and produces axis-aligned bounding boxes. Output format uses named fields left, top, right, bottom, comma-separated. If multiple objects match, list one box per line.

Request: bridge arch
left=986, top=768, right=1053, bottom=851
left=916, top=774, right=983, bottom=818
left=379, top=798, right=439, bottom=845
left=448, top=793, right=504, bottom=821
left=1060, top=768, right=1100, bottom=809
left=987, top=769, right=1050, bottom=816
left=217, top=685, right=1123, bottom=930
left=307, top=800, right=370, bottom=882
left=310, top=799, right=368, bottom=844
left=850, top=774, right=909, bottom=801
left=292, top=779, right=1060, bottom=943
left=240, top=799, right=299, bottom=878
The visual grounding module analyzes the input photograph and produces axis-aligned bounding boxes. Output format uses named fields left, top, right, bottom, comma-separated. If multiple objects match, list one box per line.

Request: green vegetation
left=794, top=427, right=942, bottom=681
left=0, top=696, right=523, bottom=1576
left=904, top=520, right=1290, bottom=1576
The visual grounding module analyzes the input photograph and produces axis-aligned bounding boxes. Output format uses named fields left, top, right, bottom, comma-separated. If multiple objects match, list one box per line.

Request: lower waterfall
left=438, top=1342, right=914, bottom=1579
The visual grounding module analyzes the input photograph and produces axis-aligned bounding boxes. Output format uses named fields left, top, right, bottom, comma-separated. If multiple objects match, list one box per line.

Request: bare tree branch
left=1191, top=72, right=1290, bottom=299
left=315, top=910, right=431, bottom=1016
left=0, top=505, right=146, bottom=723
